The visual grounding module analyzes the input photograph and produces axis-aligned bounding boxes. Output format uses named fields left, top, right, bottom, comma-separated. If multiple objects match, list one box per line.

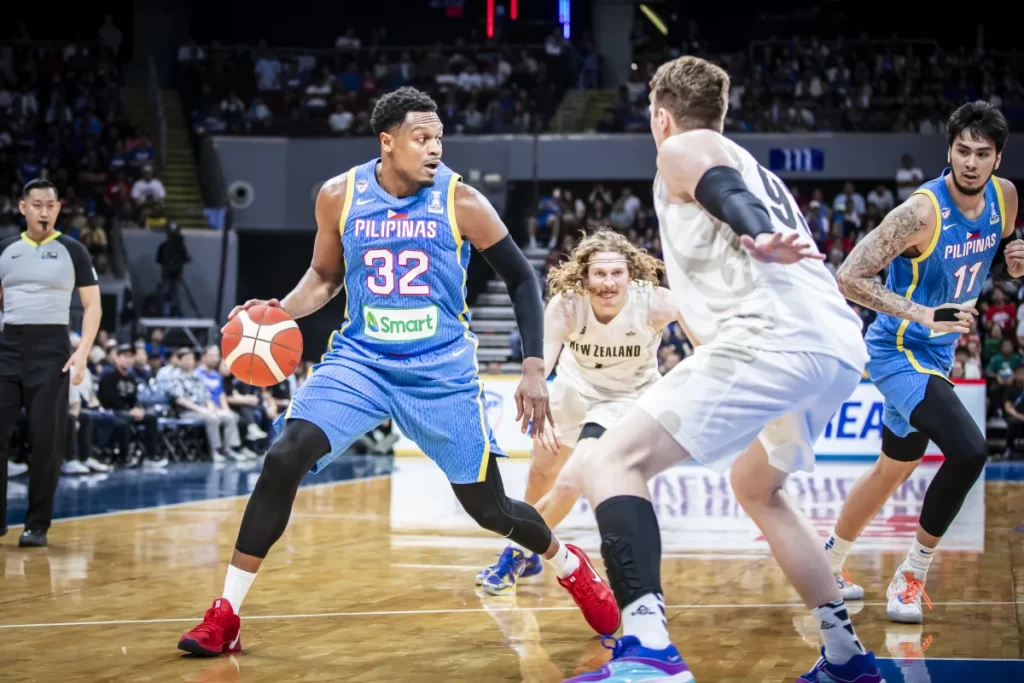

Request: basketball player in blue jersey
left=823, top=101, right=1022, bottom=625
left=178, top=87, right=618, bottom=657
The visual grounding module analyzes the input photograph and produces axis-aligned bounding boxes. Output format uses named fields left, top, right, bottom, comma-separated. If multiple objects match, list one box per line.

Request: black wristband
left=478, top=235, right=544, bottom=359
left=694, top=166, right=774, bottom=239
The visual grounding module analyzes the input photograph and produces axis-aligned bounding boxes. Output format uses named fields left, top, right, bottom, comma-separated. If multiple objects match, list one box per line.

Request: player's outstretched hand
left=740, top=232, right=825, bottom=265
left=224, top=298, right=281, bottom=328
left=515, top=357, right=554, bottom=438
left=920, top=303, right=978, bottom=336
left=1005, top=239, right=1024, bottom=278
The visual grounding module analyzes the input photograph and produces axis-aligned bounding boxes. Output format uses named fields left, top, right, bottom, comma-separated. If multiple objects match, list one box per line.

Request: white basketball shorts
left=549, top=375, right=654, bottom=449
left=637, top=342, right=863, bottom=474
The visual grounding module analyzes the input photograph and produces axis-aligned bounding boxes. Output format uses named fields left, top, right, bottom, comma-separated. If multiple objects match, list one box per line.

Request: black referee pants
left=0, top=324, right=71, bottom=532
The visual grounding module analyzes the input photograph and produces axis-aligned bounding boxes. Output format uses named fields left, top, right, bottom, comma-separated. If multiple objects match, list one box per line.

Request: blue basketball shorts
left=865, top=342, right=953, bottom=438
left=279, top=343, right=505, bottom=484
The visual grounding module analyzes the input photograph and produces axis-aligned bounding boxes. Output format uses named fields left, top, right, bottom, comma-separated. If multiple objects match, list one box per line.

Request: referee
left=0, top=179, right=100, bottom=547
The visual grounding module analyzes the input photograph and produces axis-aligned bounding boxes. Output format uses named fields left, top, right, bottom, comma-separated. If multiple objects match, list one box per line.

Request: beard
left=950, top=167, right=991, bottom=196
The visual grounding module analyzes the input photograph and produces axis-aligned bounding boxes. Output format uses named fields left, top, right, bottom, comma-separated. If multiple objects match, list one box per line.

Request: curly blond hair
left=547, top=228, right=665, bottom=298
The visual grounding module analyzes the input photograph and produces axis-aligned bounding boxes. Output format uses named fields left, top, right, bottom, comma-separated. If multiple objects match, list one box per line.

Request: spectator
left=131, top=164, right=167, bottom=218
left=955, top=345, right=983, bottom=379
left=328, top=102, right=354, bottom=134
left=1002, top=366, right=1024, bottom=458
left=895, top=154, right=925, bottom=202
left=98, top=344, right=163, bottom=467
left=167, top=348, right=246, bottom=462
left=866, top=183, right=896, bottom=214
left=146, top=327, right=169, bottom=359
left=832, top=181, right=866, bottom=218
left=220, top=361, right=270, bottom=445
left=254, top=47, right=282, bottom=92
left=97, top=15, right=123, bottom=57
left=130, top=347, right=154, bottom=383
left=985, top=287, right=1017, bottom=338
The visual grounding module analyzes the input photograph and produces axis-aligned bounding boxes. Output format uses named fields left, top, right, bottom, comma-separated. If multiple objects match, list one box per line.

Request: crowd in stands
left=178, top=27, right=599, bottom=138
left=523, top=168, right=1024, bottom=457
left=609, top=27, right=1024, bottom=134
left=7, top=324, right=399, bottom=478
left=0, top=22, right=164, bottom=264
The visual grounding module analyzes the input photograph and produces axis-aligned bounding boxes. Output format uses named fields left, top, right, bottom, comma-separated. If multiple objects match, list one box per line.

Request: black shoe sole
left=18, top=535, right=47, bottom=548
left=178, top=639, right=222, bottom=657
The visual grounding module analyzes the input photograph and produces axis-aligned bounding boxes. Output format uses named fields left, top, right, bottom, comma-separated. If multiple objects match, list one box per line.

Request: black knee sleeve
left=595, top=495, right=663, bottom=609
left=451, top=454, right=553, bottom=554
left=579, top=422, right=606, bottom=441
left=881, top=426, right=929, bottom=463
left=235, top=419, right=330, bottom=558
left=908, top=376, right=989, bottom=538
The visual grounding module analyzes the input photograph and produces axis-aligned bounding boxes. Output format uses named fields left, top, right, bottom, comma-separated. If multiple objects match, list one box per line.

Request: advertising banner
left=393, top=378, right=986, bottom=461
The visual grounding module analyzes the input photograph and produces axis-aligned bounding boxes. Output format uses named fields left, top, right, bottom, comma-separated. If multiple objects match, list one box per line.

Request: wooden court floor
left=0, top=458, right=1022, bottom=682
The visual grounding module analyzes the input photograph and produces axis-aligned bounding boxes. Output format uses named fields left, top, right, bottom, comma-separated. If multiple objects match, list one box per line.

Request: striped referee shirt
left=0, top=231, right=98, bottom=325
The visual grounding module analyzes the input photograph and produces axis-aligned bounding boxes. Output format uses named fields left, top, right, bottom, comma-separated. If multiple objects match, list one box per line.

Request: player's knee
left=553, top=472, right=581, bottom=501
left=729, top=464, right=778, bottom=508
left=262, top=420, right=328, bottom=484
left=463, top=493, right=514, bottom=535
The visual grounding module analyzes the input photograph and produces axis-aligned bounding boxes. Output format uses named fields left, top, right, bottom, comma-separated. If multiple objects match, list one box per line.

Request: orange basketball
left=221, top=304, right=304, bottom=387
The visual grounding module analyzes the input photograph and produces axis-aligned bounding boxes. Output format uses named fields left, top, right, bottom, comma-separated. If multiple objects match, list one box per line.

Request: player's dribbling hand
left=224, top=298, right=281, bottom=328
left=920, top=302, right=977, bottom=336
left=740, top=232, right=825, bottom=265
left=1004, top=239, right=1024, bottom=278
left=515, top=357, right=554, bottom=438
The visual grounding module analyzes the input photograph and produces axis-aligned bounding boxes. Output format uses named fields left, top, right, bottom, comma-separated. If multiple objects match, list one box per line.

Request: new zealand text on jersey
left=567, top=341, right=644, bottom=358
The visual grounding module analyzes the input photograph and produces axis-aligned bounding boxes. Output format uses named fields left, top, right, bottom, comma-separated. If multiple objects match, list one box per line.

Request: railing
left=202, top=136, right=234, bottom=324
left=147, top=53, right=168, bottom=170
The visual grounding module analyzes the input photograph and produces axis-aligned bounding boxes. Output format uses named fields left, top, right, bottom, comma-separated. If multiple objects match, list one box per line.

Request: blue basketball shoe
left=475, top=546, right=543, bottom=589
left=562, top=636, right=694, bottom=682
left=799, top=647, right=885, bottom=682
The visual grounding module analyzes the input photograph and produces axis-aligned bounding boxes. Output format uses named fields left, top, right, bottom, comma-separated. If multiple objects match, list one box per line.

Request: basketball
left=221, top=305, right=304, bottom=387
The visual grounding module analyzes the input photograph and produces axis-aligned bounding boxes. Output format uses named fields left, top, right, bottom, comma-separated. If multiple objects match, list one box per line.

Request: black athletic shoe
left=18, top=529, right=47, bottom=547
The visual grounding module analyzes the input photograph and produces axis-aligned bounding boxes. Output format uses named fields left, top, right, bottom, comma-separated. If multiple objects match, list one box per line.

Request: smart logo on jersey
left=362, top=304, right=438, bottom=341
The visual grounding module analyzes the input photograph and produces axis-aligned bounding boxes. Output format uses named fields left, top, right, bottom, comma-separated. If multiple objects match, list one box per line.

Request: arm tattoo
left=836, top=200, right=931, bottom=322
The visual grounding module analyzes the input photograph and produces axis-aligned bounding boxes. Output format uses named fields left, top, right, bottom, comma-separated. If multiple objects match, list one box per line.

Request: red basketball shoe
left=178, top=599, right=242, bottom=657
left=557, top=544, right=620, bottom=635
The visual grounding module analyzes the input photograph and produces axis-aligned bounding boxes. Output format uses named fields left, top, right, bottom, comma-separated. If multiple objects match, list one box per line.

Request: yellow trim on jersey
left=894, top=189, right=949, bottom=382
left=338, top=166, right=357, bottom=237
left=447, top=174, right=490, bottom=482
left=993, top=175, right=1008, bottom=235
left=21, top=230, right=61, bottom=247
left=337, top=167, right=358, bottom=337
left=447, top=172, right=463, bottom=248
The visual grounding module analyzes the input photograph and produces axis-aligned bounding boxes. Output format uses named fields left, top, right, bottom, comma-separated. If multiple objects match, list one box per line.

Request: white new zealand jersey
left=652, top=134, right=868, bottom=368
left=555, top=282, right=662, bottom=400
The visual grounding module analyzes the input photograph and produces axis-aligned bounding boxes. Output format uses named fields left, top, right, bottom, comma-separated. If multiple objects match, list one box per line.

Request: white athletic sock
left=622, top=593, right=671, bottom=650
left=222, top=565, right=257, bottom=615
left=904, top=539, right=935, bottom=579
left=544, top=539, right=579, bottom=578
left=812, top=599, right=865, bottom=666
left=824, top=532, right=854, bottom=574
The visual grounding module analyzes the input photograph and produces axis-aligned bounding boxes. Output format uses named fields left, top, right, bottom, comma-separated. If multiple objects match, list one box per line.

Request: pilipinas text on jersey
left=865, top=169, right=1007, bottom=372
left=335, top=158, right=474, bottom=357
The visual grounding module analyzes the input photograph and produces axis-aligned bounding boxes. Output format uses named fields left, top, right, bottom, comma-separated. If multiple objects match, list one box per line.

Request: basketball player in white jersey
left=475, top=229, right=679, bottom=595
left=563, top=57, right=883, bottom=683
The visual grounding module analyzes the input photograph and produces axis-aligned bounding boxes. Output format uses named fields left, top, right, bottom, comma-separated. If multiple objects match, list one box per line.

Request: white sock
left=622, top=593, right=671, bottom=650
left=811, top=599, right=865, bottom=666
left=544, top=539, right=580, bottom=578
left=222, top=565, right=257, bottom=615
left=824, top=532, right=854, bottom=574
left=904, top=539, right=935, bottom=579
